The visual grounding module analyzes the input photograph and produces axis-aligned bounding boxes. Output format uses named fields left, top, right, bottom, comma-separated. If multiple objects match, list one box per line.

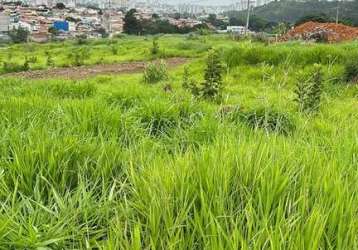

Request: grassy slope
left=0, top=35, right=357, bottom=249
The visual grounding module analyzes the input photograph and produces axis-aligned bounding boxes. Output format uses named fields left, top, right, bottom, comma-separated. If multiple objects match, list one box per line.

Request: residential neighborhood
left=0, top=0, right=255, bottom=43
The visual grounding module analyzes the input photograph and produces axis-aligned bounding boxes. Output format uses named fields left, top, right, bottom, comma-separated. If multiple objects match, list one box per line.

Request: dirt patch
left=2, top=57, right=188, bottom=80
left=281, top=21, right=358, bottom=43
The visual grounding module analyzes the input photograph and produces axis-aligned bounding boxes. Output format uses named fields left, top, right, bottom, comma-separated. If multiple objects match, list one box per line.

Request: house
left=0, top=12, right=10, bottom=32
left=227, top=26, right=247, bottom=34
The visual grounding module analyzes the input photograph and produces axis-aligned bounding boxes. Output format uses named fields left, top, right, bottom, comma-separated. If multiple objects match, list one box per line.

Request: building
left=227, top=25, right=246, bottom=34
left=102, top=10, right=124, bottom=34
left=0, top=12, right=10, bottom=32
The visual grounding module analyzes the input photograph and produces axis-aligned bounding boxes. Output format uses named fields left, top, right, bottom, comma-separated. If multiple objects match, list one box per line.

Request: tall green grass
left=0, top=36, right=357, bottom=249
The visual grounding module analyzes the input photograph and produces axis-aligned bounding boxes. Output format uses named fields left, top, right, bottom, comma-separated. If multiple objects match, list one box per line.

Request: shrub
left=151, top=38, right=159, bottom=56
left=8, top=27, right=30, bottom=43
left=110, top=45, right=118, bottom=55
left=143, top=60, right=168, bottom=84
left=199, top=49, right=224, bottom=100
left=45, top=51, right=55, bottom=67
left=294, top=64, right=324, bottom=113
left=343, top=58, right=358, bottom=83
left=76, top=34, right=88, bottom=45
left=183, top=50, right=224, bottom=100
left=182, top=66, right=199, bottom=96
left=67, top=48, right=90, bottom=66
left=2, top=61, right=28, bottom=73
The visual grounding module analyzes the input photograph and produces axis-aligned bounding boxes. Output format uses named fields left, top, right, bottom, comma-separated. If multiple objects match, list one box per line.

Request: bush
left=67, top=48, right=90, bottom=66
left=76, top=34, right=88, bottom=45
left=199, top=49, right=224, bottom=100
left=8, top=27, right=30, bottom=43
left=110, top=45, right=118, bottom=55
left=183, top=50, right=224, bottom=101
left=143, top=61, right=168, bottom=84
left=1, top=56, right=37, bottom=73
left=343, top=58, right=358, bottom=83
left=294, top=64, right=324, bottom=113
left=2, top=62, right=26, bottom=73
left=182, top=66, right=199, bottom=96
left=151, top=38, right=160, bottom=56
left=45, top=51, right=55, bottom=67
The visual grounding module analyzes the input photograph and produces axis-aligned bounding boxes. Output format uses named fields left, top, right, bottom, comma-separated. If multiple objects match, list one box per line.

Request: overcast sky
left=162, top=0, right=235, bottom=5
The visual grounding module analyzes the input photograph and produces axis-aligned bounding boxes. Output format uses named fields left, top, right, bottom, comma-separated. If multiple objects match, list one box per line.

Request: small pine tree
left=151, top=38, right=159, bottom=56
left=294, top=64, right=324, bottom=113
left=200, top=49, right=223, bottom=100
left=110, top=45, right=118, bottom=55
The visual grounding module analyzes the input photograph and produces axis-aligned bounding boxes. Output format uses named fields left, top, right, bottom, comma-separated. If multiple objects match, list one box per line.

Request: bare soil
left=281, top=21, right=358, bottom=43
left=2, top=57, right=188, bottom=80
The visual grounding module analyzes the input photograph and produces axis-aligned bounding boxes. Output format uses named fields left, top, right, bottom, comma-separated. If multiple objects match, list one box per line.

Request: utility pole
left=335, top=0, right=339, bottom=24
left=245, top=0, right=250, bottom=35
left=108, top=0, right=112, bottom=35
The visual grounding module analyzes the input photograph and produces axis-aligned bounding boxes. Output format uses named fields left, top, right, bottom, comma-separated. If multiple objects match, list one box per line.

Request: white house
left=227, top=26, right=247, bottom=34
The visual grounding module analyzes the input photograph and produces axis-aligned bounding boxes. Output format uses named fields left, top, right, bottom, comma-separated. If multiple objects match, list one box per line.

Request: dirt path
left=2, top=57, right=188, bottom=80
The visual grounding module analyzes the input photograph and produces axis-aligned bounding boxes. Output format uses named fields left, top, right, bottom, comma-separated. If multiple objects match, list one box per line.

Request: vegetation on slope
left=227, top=0, right=358, bottom=30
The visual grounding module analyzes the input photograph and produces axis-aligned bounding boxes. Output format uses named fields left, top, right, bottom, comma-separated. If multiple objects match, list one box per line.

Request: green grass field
left=0, top=34, right=357, bottom=249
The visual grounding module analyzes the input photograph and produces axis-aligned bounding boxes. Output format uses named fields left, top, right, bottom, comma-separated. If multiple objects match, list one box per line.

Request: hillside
left=229, top=1, right=358, bottom=26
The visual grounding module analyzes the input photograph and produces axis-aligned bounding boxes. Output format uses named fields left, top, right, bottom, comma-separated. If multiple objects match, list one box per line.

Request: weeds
left=45, top=51, right=55, bottom=67
left=47, top=81, right=97, bottom=99
left=182, top=66, right=199, bottom=96
left=294, top=64, right=324, bottom=113
left=151, top=38, right=160, bottom=56
left=226, top=106, right=295, bottom=135
left=67, top=48, right=90, bottom=66
left=143, top=60, right=168, bottom=84
left=343, top=57, right=358, bottom=83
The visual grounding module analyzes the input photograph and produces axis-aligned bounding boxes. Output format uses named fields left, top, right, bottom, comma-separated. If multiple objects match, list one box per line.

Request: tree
left=200, top=50, right=224, bottom=100
left=9, top=27, right=30, bottom=43
left=55, top=2, right=66, bottom=9
left=96, top=27, right=109, bottom=38
left=208, top=14, right=217, bottom=25
left=123, top=9, right=142, bottom=35
left=295, top=13, right=333, bottom=26
left=229, top=17, right=245, bottom=26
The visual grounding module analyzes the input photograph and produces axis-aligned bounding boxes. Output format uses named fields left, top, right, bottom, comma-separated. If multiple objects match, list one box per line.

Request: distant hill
left=227, top=1, right=358, bottom=26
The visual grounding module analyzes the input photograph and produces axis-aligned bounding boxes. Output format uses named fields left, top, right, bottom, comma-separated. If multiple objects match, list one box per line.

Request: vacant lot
left=0, top=35, right=357, bottom=249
